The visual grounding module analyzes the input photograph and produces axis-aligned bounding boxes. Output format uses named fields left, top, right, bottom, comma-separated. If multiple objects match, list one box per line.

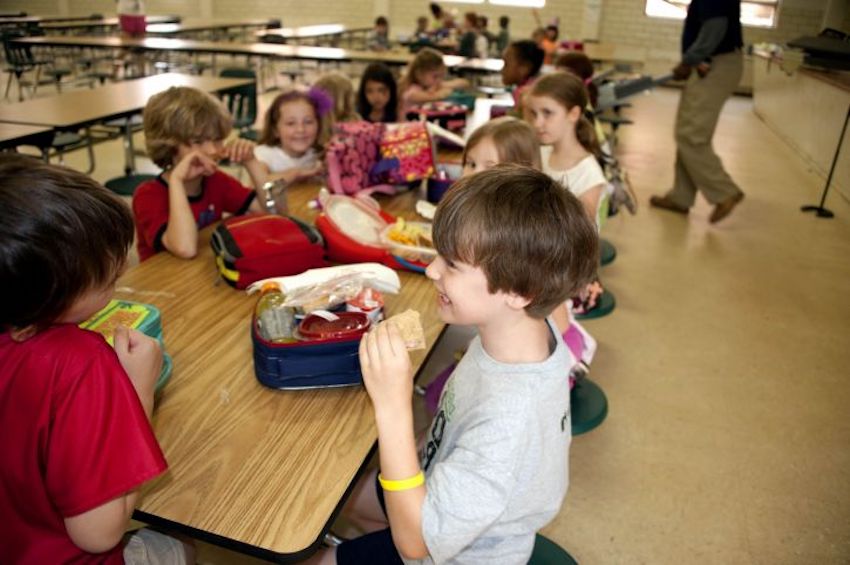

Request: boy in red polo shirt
left=133, top=86, right=267, bottom=261
left=0, top=155, right=191, bottom=563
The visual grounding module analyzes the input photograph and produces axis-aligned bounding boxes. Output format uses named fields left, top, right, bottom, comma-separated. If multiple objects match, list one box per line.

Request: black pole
left=802, top=103, right=850, bottom=219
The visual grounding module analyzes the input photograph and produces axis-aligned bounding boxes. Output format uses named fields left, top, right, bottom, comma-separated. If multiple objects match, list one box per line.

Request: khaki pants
left=668, top=51, right=743, bottom=207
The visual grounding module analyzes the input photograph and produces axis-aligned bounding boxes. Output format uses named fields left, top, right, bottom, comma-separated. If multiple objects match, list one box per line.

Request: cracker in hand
left=387, top=309, right=426, bottom=351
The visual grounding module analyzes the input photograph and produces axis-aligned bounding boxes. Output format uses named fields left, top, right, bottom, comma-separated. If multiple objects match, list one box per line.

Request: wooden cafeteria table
left=145, top=18, right=275, bottom=37
left=125, top=182, right=443, bottom=560
left=13, top=35, right=506, bottom=74
left=37, top=14, right=179, bottom=33
left=0, top=72, right=254, bottom=131
left=0, top=123, right=53, bottom=152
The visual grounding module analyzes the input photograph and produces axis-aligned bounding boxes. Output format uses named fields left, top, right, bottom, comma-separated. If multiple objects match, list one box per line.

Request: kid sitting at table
left=357, top=63, right=399, bottom=123
left=252, top=87, right=331, bottom=187
left=311, top=165, right=599, bottom=564
left=501, top=39, right=544, bottom=120
left=133, top=86, right=266, bottom=261
left=0, top=155, right=192, bottom=564
left=398, top=47, right=469, bottom=110
left=462, top=115, right=540, bottom=175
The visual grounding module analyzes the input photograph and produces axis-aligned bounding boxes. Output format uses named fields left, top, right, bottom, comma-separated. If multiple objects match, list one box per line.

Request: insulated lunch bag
left=211, top=214, right=326, bottom=289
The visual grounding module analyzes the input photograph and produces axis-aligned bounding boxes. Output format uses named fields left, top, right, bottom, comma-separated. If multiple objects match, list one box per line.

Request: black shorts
left=335, top=473, right=404, bottom=565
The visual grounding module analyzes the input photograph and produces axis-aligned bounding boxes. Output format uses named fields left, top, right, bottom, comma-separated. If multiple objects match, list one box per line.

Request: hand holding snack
left=358, top=310, right=424, bottom=409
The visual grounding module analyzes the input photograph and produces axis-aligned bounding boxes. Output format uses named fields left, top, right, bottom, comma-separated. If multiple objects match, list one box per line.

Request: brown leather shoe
left=649, top=195, right=689, bottom=215
left=709, top=192, right=744, bottom=224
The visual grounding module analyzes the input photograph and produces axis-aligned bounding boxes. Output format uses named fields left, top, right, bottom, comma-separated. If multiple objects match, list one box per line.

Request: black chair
left=2, top=30, right=70, bottom=100
left=219, top=67, right=258, bottom=141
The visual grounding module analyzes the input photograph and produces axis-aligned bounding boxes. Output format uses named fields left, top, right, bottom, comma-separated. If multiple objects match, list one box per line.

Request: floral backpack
left=325, top=121, right=436, bottom=197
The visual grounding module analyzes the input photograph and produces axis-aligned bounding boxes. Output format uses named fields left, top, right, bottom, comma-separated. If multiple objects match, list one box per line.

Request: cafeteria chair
left=576, top=190, right=616, bottom=320
left=2, top=29, right=71, bottom=100
left=529, top=534, right=579, bottom=565
left=219, top=67, right=259, bottom=141
left=102, top=115, right=155, bottom=196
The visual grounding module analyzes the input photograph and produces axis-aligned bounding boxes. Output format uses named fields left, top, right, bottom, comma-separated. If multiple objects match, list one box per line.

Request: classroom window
left=644, top=0, right=780, bottom=29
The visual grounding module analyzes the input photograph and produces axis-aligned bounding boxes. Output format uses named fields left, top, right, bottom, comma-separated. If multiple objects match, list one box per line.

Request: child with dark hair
left=133, top=86, right=266, bottom=261
left=457, top=12, right=479, bottom=58
left=495, top=15, right=510, bottom=54
left=357, top=63, right=399, bottom=123
left=0, top=155, right=192, bottom=564
left=501, top=39, right=545, bottom=118
left=555, top=50, right=598, bottom=107
left=369, top=16, right=391, bottom=51
left=311, top=165, right=598, bottom=564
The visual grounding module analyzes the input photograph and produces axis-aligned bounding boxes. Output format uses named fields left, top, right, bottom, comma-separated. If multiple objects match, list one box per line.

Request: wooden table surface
left=126, top=182, right=444, bottom=560
left=37, top=15, right=179, bottom=31
left=0, top=73, right=254, bottom=130
left=0, top=123, right=53, bottom=150
left=145, top=18, right=275, bottom=35
left=14, top=35, right=509, bottom=72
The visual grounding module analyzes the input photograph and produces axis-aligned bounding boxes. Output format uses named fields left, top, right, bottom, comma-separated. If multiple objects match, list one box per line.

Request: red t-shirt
left=0, top=325, right=167, bottom=564
left=132, top=171, right=256, bottom=261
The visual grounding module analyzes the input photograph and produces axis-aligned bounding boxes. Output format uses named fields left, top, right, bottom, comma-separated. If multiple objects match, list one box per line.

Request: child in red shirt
left=0, top=155, right=192, bottom=564
left=133, top=86, right=267, bottom=261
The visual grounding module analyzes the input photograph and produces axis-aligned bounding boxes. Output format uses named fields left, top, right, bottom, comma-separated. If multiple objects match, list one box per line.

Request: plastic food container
left=298, top=311, right=371, bottom=341
left=380, top=221, right=437, bottom=265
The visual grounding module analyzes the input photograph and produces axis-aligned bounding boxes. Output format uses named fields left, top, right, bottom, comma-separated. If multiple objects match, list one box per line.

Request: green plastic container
left=79, top=299, right=172, bottom=393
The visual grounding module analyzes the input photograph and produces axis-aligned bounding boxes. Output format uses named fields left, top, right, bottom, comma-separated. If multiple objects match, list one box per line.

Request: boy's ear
left=504, top=291, right=532, bottom=311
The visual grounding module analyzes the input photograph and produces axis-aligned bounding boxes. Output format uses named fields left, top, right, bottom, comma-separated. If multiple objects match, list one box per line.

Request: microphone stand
left=802, top=103, right=850, bottom=219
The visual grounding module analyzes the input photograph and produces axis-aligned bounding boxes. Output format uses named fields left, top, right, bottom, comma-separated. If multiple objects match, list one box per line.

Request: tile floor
left=9, top=77, right=850, bottom=564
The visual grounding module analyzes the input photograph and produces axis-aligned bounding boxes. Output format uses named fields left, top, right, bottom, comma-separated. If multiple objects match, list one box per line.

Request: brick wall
left=4, top=0, right=833, bottom=54
left=600, top=0, right=829, bottom=63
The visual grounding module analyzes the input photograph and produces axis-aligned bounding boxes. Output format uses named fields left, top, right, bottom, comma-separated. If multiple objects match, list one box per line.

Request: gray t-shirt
left=408, top=319, right=573, bottom=564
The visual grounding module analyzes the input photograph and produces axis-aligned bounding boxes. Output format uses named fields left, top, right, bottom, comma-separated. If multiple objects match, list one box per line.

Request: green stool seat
left=571, top=378, right=608, bottom=436
left=529, top=533, right=579, bottom=565
left=105, top=173, right=156, bottom=197
left=600, top=238, right=616, bottom=266
left=575, top=290, right=615, bottom=321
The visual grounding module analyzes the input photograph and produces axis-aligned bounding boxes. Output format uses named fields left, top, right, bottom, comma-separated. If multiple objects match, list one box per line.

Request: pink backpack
left=325, top=121, right=436, bottom=196
left=325, top=121, right=389, bottom=196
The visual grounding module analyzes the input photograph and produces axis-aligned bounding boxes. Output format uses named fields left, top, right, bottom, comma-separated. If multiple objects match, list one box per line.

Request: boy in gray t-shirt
left=322, top=165, right=599, bottom=565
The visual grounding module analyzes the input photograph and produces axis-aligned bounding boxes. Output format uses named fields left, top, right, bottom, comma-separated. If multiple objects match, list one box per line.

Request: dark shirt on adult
left=682, top=0, right=742, bottom=58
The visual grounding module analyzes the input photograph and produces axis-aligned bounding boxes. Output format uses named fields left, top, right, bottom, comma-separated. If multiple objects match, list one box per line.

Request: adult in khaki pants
left=651, top=0, right=745, bottom=224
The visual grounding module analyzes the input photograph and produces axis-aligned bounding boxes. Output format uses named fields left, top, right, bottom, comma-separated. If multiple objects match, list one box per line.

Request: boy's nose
left=425, top=257, right=443, bottom=280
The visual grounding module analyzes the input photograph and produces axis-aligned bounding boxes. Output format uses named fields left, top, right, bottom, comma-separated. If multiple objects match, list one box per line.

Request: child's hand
left=224, top=138, right=257, bottom=164
left=359, top=321, right=413, bottom=414
left=114, top=325, right=163, bottom=402
left=171, top=150, right=217, bottom=184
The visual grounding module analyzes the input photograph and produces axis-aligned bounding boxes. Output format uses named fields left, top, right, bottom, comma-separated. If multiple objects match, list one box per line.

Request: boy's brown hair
left=143, top=86, right=232, bottom=169
left=0, top=155, right=134, bottom=333
left=463, top=117, right=541, bottom=169
left=433, top=164, right=598, bottom=318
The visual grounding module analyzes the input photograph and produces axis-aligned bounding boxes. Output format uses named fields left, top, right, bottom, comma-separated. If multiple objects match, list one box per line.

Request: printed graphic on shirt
left=422, top=374, right=455, bottom=471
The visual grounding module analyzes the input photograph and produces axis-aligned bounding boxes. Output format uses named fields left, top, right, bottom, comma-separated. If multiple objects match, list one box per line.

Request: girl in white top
left=248, top=88, right=332, bottom=188
left=526, top=71, right=606, bottom=226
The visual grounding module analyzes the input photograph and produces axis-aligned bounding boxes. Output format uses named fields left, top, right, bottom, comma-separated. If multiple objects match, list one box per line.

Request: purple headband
left=307, top=86, right=334, bottom=118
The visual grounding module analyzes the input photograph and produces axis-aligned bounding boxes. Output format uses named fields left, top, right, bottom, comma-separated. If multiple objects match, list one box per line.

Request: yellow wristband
left=378, top=471, right=425, bottom=492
